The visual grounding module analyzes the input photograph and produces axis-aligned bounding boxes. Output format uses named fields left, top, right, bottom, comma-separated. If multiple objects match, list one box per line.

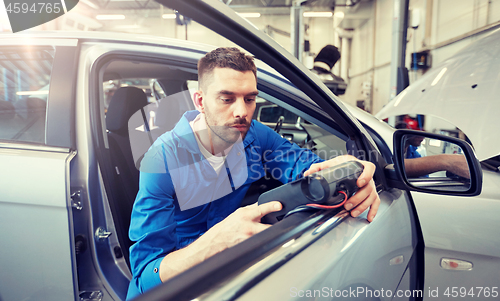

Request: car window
left=0, top=46, right=54, bottom=144
left=255, top=102, right=300, bottom=124
left=152, top=80, right=167, bottom=100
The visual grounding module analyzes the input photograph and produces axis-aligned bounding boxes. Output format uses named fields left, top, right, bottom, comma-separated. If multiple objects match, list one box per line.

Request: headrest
left=106, top=87, right=148, bottom=134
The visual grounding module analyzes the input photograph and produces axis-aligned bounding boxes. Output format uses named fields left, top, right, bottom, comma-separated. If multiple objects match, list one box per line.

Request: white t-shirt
left=189, top=114, right=227, bottom=175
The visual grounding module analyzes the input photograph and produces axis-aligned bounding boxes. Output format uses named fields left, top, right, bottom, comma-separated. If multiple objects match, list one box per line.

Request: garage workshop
left=1, top=1, right=499, bottom=301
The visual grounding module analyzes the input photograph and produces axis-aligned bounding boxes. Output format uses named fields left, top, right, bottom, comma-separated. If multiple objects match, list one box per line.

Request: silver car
left=0, top=0, right=486, bottom=300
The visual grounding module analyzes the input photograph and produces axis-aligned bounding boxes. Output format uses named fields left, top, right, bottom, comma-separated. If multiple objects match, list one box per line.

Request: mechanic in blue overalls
left=405, top=135, right=425, bottom=159
left=126, top=47, right=381, bottom=299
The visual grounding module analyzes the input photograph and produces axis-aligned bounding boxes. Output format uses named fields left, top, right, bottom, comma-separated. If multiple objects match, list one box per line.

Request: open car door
left=132, top=1, right=424, bottom=301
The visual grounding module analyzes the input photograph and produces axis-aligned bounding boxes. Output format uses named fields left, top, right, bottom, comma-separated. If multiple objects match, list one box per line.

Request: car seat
left=105, top=86, right=149, bottom=266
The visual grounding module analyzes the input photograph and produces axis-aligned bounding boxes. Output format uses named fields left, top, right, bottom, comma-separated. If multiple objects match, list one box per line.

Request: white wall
left=307, top=17, right=337, bottom=55
left=342, top=0, right=394, bottom=114
left=341, top=13, right=375, bottom=110
left=346, top=0, right=500, bottom=115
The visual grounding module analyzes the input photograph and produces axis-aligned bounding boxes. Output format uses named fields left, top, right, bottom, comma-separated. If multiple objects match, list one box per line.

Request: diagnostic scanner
left=258, top=161, right=364, bottom=224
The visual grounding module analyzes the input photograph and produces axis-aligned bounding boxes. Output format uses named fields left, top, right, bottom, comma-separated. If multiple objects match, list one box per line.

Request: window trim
left=46, top=45, right=79, bottom=149
left=0, top=141, right=70, bottom=153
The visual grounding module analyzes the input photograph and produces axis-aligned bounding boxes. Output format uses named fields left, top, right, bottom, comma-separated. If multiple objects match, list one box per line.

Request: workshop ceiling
left=86, top=0, right=342, bottom=11
left=222, top=0, right=336, bottom=8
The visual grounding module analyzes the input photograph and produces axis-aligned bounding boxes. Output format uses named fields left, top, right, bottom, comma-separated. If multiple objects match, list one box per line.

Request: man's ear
left=193, top=90, right=204, bottom=113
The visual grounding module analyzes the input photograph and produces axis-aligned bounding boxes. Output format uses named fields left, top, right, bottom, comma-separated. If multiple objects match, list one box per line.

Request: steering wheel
left=274, top=116, right=285, bottom=134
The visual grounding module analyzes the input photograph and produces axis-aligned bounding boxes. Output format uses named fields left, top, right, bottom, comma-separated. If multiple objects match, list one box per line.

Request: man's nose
left=233, top=98, right=248, bottom=119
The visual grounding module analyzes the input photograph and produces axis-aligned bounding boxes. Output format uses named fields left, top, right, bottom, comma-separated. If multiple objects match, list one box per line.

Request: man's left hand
left=303, top=155, right=380, bottom=222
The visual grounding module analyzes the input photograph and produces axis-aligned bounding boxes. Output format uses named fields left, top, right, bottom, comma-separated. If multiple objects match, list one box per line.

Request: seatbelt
left=140, top=107, right=154, bottom=145
left=222, top=149, right=236, bottom=192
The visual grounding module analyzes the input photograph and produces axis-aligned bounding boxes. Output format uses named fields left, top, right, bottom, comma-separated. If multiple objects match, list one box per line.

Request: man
left=405, top=135, right=425, bottom=159
left=312, top=44, right=340, bottom=75
left=127, top=47, right=380, bottom=299
left=310, top=45, right=347, bottom=95
left=402, top=134, right=469, bottom=178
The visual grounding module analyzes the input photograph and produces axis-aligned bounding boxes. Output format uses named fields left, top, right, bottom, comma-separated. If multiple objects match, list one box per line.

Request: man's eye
left=221, top=98, right=233, bottom=102
left=245, top=98, right=256, bottom=102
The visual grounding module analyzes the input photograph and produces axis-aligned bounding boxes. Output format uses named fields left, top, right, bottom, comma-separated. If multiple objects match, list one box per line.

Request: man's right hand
left=159, top=201, right=282, bottom=282
left=200, top=201, right=283, bottom=257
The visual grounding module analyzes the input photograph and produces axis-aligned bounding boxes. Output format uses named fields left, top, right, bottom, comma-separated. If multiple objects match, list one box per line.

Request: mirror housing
left=392, top=129, right=482, bottom=196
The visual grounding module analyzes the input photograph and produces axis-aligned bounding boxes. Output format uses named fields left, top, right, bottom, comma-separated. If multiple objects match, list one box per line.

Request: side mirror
left=393, top=130, right=482, bottom=196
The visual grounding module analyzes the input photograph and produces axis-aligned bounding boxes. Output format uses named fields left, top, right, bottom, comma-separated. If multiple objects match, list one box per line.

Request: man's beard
left=205, top=113, right=249, bottom=145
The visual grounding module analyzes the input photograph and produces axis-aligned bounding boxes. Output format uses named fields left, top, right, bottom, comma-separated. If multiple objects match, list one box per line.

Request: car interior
left=96, top=58, right=352, bottom=275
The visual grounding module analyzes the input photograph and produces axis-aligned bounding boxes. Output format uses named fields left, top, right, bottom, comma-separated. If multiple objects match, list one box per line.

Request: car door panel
left=412, top=170, right=500, bottom=299
left=179, top=190, right=417, bottom=301
left=0, top=146, right=76, bottom=301
left=235, top=190, right=416, bottom=301
left=0, top=38, right=79, bottom=301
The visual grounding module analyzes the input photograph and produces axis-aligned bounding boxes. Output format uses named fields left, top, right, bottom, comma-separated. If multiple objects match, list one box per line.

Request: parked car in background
left=0, top=1, right=487, bottom=301
left=377, top=28, right=500, bottom=300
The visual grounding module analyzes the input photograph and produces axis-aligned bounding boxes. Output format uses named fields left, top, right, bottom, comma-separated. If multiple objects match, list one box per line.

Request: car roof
left=376, top=28, right=500, bottom=161
left=0, top=30, right=289, bottom=78
left=0, top=31, right=216, bottom=51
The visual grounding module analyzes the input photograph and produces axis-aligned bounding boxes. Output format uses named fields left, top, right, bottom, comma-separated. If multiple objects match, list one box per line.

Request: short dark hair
left=198, top=47, right=257, bottom=91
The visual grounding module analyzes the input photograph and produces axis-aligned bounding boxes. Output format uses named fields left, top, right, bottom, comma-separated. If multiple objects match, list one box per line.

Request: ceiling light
left=96, top=15, right=125, bottom=20
left=115, top=25, right=141, bottom=29
left=162, top=14, right=176, bottom=19
left=334, top=11, right=345, bottom=18
left=16, top=90, right=49, bottom=96
left=303, top=11, right=333, bottom=18
left=237, top=12, right=261, bottom=18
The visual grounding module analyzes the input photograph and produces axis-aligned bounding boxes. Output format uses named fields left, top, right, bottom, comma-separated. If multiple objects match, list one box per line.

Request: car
left=376, top=28, right=500, bottom=300
left=0, top=1, right=485, bottom=301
